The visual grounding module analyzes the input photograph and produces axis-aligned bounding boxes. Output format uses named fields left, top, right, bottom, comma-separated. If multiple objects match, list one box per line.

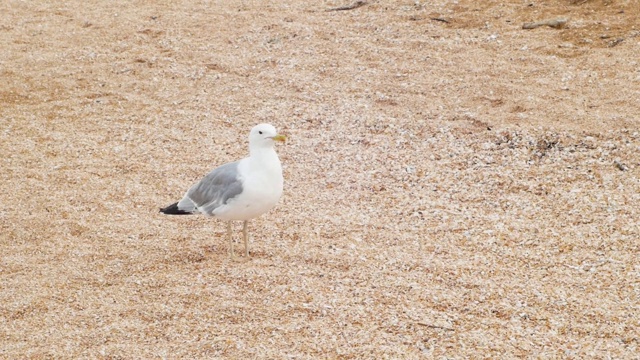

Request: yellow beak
left=272, top=134, right=287, bottom=142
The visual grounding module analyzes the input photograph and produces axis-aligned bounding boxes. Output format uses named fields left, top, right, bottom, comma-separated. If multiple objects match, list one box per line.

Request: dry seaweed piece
left=326, top=1, right=367, bottom=12
left=523, top=18, right=568, bottom=29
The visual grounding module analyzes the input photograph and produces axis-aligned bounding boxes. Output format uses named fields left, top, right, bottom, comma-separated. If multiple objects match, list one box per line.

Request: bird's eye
left=259, top=131, right=263, bottom=135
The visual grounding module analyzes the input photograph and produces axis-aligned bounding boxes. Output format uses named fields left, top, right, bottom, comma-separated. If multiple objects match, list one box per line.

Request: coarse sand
left=1, top=0, right=639, bottom=358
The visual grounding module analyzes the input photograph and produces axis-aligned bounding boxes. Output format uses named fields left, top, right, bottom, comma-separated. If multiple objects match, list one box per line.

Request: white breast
left=212, top=152, right=283, bottom=221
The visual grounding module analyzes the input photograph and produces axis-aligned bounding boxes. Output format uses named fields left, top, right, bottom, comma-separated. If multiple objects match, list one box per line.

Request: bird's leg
left=227, top=221, right=234, bottom=258
left=243, top=220, right=249, bottom=257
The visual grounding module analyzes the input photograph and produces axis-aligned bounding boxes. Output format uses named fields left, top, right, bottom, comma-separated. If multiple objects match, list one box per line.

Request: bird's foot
left=230, top=254, right=250, bottom=263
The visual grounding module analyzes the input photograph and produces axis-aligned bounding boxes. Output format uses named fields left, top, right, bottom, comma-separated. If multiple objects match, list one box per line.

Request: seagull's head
left=249, top=123, right=286, bottom=148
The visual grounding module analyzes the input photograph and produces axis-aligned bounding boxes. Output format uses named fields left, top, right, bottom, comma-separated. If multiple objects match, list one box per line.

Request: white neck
left=249, top=146, right=281, bottom=170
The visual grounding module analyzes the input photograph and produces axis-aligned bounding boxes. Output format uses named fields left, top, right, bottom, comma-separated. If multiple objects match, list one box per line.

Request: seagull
left=160, top=123, right=286, bottom=259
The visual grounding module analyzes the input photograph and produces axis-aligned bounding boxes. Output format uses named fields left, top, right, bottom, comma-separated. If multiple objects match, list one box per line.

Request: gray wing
left=180, top=161, right=244, bottom=216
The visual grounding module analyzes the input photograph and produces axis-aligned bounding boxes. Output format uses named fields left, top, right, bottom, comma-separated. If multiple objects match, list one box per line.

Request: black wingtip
left=160, top=202, right=192, bottom=215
